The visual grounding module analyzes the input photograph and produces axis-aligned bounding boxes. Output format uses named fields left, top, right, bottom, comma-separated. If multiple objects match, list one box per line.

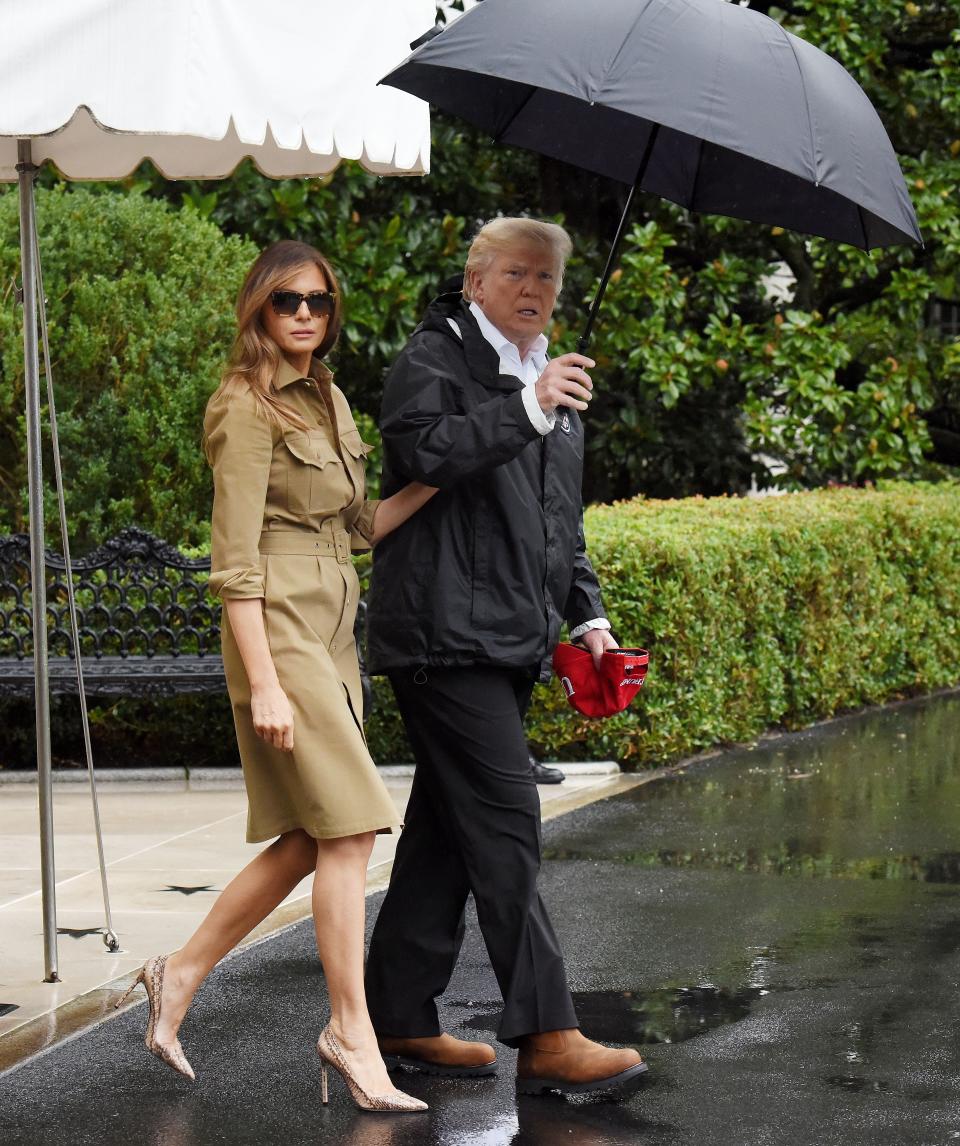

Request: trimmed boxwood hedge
left=1, top=483, right=957, bottom=771
left=367, top=481, right=960, bottom=767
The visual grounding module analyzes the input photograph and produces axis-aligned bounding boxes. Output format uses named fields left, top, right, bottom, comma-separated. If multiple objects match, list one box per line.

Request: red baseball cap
left=552, top=643, right=649, bottom=719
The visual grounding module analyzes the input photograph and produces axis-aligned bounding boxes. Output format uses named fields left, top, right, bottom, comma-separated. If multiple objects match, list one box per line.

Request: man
left=365, top=218, right=646, bottom=1096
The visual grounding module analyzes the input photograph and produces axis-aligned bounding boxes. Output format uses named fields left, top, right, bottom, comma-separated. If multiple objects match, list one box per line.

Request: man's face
left=469, top=243, right=561, bottom=354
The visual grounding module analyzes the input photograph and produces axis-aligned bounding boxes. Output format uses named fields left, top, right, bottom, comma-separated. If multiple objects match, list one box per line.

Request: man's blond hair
left=463, top=217, right=573, bottom=301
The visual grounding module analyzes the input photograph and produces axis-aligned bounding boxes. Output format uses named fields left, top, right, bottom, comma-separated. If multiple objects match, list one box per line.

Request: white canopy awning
left=0, top=0, right=433, bottom=180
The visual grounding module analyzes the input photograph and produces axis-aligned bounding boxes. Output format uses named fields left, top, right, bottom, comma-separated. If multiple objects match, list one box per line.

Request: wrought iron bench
left=0, top=527, right=371, bottom=710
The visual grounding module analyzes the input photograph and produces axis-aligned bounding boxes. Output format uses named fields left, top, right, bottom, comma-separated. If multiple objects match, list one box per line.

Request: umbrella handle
left=577, top=124, right=660, bottom=355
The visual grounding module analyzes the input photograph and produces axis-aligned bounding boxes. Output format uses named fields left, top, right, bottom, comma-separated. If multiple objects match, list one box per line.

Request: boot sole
left=383, top=1054, right=498, bottom=1078
left=516, top=1060, right=649, bottom=1096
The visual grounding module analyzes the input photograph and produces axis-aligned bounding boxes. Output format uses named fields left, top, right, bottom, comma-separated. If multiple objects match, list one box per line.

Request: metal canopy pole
left=32, top=216, right=119, bottom=955
left=16, top=138, right=59, bottom=983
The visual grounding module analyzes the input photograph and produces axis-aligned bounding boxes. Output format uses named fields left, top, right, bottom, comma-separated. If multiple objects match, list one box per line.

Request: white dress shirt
left=447, top=301, right=610, bottom=642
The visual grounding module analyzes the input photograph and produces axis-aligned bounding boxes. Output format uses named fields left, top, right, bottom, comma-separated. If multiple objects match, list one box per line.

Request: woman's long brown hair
left=217, top=240, right=344, bottom=430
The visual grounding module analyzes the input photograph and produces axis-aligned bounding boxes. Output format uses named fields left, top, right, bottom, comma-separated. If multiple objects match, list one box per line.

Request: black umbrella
left=383, top=0, right=921, bottom=350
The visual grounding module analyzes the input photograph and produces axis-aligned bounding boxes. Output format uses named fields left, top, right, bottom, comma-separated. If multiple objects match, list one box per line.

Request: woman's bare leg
left=153, top=829, right=318, bottom=1043
left=312, top=832, right=401, bottom=1097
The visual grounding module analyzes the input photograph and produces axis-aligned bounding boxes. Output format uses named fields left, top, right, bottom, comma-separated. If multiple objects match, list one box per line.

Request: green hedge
left=2, top=483, right=957, bottom=771
left=367, top=481, right=960, bottom=766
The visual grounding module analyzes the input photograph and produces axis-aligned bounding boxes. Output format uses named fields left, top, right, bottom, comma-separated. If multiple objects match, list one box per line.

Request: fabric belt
left=259, top=527, right=352, bottom=563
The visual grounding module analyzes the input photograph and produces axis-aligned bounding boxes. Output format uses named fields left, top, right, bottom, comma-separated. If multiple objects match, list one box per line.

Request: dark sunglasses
left=270, top=289, right=337, bottom=318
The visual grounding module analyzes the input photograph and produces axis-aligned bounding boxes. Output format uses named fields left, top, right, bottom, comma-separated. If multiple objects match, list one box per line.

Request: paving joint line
left=0, top=772, right=645, bottom=1077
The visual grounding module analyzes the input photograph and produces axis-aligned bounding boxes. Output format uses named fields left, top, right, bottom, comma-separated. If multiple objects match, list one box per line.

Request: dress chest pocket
left=339, top=429, right=374, bottom=462
left=281, top=430, right=339, bottom=515
left=337, top=428, right=375, bottom=487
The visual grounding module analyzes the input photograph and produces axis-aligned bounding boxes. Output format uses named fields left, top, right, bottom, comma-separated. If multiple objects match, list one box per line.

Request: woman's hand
left=223, top=598, right=293, bottom=751
left=251, top=682, right=295, bottom=752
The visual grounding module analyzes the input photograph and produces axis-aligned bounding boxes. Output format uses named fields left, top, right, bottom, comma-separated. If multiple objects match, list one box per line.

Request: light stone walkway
left=0, top=764, right=642, bottom=1073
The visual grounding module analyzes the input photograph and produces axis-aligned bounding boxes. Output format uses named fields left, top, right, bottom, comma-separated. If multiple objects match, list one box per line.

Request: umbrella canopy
left=382, top=0, right=920, bottom=250
left=0, top=0, right=432, bottom=180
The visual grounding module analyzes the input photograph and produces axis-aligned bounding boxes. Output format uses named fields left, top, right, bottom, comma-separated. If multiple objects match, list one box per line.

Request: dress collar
left=275, top=356, right=333, bottom=390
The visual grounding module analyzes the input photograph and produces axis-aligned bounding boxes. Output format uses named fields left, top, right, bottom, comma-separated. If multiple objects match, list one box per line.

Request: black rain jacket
left=366, top=294, right=606, bottom=682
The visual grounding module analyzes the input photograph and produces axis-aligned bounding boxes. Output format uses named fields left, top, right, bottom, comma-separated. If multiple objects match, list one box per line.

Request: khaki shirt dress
left=204, top=357, right=401, bottom=843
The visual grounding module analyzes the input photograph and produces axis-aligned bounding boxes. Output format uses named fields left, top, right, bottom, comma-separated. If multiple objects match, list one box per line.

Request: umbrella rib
left=856, top=204, right=869, bottom=250
left=492, top=84, right=539, bottom=144
left=778, top=23, right=819, bottom=187
left=601, top=0, right=658, bottom=102
left=689, top=137, right=705, bottom=212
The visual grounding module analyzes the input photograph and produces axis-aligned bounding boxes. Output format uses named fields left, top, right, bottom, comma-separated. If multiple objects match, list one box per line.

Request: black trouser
left=364, top=665, right=579, bottom=1047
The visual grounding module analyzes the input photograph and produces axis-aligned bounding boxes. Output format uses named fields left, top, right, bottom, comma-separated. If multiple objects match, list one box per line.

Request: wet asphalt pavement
left=3, top=693, right=960, bottom=1145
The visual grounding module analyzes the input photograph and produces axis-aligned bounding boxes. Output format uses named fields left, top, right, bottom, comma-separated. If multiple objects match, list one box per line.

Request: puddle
left=457, top=985, right=766, bottom=1047
left=822, top=1074, right=891, bottom=1094
left=542, top=845, right=960, bottom=882
left=543, top=694, right=960, bottom=885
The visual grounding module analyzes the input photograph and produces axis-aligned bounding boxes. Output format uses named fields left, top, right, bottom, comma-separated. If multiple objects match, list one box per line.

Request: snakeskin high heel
left=115, top=954, right=195, bottom=1081
left=316, top=1024, right=427, bottom=1113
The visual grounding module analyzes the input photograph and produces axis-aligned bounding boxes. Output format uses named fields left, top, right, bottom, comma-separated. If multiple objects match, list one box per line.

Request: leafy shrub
left=522, top=481, right=960, bottom=767
left=2, top=483, right=957, bottom=771
left=0, top=691, right=238, bottom=772
left=364, top=482, right=960, bottom=766
left=0, top=187, right=257, bottom=549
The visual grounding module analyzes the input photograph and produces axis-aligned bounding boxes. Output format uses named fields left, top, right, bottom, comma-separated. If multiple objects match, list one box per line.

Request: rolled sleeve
left=350, top=498, right=381, bottom=552
left=204, top=387, right=275, bottom=600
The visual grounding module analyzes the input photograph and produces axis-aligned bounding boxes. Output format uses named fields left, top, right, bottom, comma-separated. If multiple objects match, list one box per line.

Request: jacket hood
left=415, top=291, right=471, bottom=339
left=414, top=293, right=519, bottom=391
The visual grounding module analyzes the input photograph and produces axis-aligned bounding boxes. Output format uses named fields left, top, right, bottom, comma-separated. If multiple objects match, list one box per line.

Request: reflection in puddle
left=513, top=1096, right=674, bottom=1143
left=438, top=1112, right=518, bottom=1146
left=822, top=1074, right=891, bottom=1094
left=458, top=985, right=765, bottom=1047
left=543, top=695, right=960, bottom=890
left=542, top=845, right=960, bottom=883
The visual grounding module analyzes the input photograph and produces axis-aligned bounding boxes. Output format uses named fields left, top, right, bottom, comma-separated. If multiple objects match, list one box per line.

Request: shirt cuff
left=521, top=384, right=556, bottom=436
left=351, top=499, right=381, bottom=552
left=569, top=617, right=611, bottom=641
left=209, top=566, right=265, bottom=600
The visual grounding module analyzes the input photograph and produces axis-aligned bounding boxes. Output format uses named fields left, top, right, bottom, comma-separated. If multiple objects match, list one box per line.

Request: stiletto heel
left=320, top=1062, right=329, bottom=1105
left=114, top=969, right=145, bottom=1009
left=316, top=1025, right=427, bottom=1113
left=116, top=955, right=195, bottom=1081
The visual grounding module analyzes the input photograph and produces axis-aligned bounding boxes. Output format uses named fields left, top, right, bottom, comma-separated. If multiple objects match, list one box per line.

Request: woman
left=116, top=240, right=434, bottom=1114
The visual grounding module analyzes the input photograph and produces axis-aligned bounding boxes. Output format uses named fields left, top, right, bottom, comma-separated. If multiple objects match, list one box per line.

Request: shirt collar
left=469, top=301, right=549, bottom=365
left=275, top=355, right=333, bottom=390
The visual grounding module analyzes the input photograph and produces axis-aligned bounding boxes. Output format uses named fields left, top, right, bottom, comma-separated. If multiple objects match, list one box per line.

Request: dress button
left=330, top=643, right=337, bottom=653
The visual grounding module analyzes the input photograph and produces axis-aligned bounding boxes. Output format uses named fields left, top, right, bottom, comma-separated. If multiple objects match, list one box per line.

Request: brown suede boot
left=516, top=1028, right=648, bottom=1095
left=378, top=1032, right=498, bottom=1077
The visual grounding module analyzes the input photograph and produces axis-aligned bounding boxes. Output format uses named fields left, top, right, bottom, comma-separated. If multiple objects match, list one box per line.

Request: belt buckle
left=334, top=529, right=350, bottom=564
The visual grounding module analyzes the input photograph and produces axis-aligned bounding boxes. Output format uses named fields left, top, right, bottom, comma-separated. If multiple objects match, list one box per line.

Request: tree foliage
left=2, top=0, right=956, bottom=546
left=0, top=188, right=256, bottom=546
left=142, top=0, right=958, bottom=499
left=140, top=118, right=541, bottom=418
left=549, top=0, right=960, bottom=496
